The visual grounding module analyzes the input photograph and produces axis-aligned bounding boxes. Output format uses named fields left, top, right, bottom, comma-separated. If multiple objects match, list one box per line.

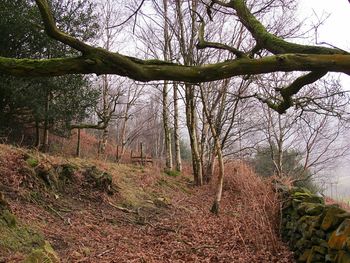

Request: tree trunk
left=41, top=91, right=50, bottom=152
left=162, top=0, right=173, bottom=171
left=76, top=128, right=81, bottom=157
left=119, top=87, right=133, bottom=161
left=185, top=84, right=202, bottom=186
left=34, top=120, right=40, bottom=148
left=210, top=146, right=224, bottom=215
left=173, top=84, right=182, bottom=172
left=98, top=74, right=109, bottom=156
left=205, top=149, right=216, bottom=183
left=276, top=115, right=284, bottom=177
left=98, top=127, right=109, bottom=156
left=119, top=116, right=127, bottom=161
left=162, top=81, right=173, bottom=170
left=200, top=85, right=224, bottom=214
left=201, top=110, right=210, bottom=183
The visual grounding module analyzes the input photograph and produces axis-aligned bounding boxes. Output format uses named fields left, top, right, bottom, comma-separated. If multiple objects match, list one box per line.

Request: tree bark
left=34, top=120, right=40, bottom=148
left=200, top=85, right=225, bottom=214
left=41, top=91, right=50, bottom=152
left=2, top=54, right=350, bottom=83
left=162, top=1, right=173, bottom=170
left=163, top=81, right=173, bottom=170
left=98, top=74, right=110, bottom=156
left=173, top=84, right=182, bottom=172
left=76, top=128, right=81, bottom=157
left=119, top=112, right=128, bottom=158
left=185, top=84, right=203, bottom=186
left=98, top=127, right=109, bottom=156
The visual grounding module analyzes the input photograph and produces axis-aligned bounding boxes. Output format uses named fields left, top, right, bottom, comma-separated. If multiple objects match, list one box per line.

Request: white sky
left=298, top=0, right=350, bottom=199
left=298, top=0, right=350, bottom=86
left=298, top=0, right=350, bottom=50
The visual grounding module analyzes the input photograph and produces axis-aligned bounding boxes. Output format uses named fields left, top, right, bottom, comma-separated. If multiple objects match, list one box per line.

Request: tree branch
left=107, top=0, right=146, bottom=29
left=1, top=53, right=350, bottom=82
left=257, top=71, right=327, bottom=113
left=194, top=9, right=246, bottom=58
left=70, top=123, right=107, bottom=130
left=0, top=0, right=347, bottom=85
left=223, top=0, right=348, bottom=55
left=276, top=71, right=328, bottom=113
left=35, top=0, right=92, bottom=53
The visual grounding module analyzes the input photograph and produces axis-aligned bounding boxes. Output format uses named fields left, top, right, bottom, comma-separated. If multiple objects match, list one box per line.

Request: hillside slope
left=0, top=144, right=293, bottom=262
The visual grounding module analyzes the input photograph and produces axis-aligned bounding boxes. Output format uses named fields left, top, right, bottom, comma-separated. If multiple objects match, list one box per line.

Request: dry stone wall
left=280, top=187, right=350, bottom=263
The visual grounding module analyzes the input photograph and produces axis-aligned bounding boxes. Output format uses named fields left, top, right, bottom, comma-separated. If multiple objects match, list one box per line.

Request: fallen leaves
left=0, top=145, right=294, bottom=262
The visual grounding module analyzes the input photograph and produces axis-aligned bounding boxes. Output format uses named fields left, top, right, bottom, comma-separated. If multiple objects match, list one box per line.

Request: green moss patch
left=0, top=211, right=44, bottom=255
left=26, top=157, right=39, bottom=168
left=23, top=241, right=60, bottom=263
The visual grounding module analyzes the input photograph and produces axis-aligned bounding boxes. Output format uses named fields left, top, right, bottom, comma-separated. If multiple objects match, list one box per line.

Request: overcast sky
left=298, top=0, right=350, bottom=200
left=298, top=0, right=350, bottom=50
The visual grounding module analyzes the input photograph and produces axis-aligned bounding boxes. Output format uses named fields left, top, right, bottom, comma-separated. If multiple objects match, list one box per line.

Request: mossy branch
left=257, top=71, right=327, bottom=113
left=1, top=54, right=350, bottom=82
left=0, top=0, right=348, bottom=85
left=35, top=0, right=92, bottom=54
left=219, top=0, right=348, bottom=55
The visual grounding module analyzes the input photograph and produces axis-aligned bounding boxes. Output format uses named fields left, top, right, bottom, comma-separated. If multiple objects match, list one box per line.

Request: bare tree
left=256, top=73, right=350, bottom=184
left=200, top=84, right=225, bottom=214
left=173, top=83, right=182, bottom=172
left=117, top=82, right=143, bottom=160
left=96, top=0, right=127, bottom=155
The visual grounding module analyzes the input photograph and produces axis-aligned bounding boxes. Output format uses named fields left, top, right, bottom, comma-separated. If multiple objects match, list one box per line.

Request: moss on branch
left=1, top=53, right=350, bottom=83
left=228, top=0, right=348, bottom=55
left=258, top=71, right=328, bottom=113
left=0, top=0, right=339, bottom=85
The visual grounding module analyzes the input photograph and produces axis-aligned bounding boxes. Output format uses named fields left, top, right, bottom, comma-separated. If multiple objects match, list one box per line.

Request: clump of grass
left=164, top=169, right=180, bottom=177
left=26, top=158, right=39, bottom=168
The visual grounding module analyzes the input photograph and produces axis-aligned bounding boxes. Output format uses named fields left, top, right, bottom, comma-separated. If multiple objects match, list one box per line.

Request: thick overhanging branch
left=35, top=0, right=92, bottom=53
left=1, top=0, right=344, bottom=85
left=218, top=0, right=348, bottom=55
left=1, top=53, right=350, bottom=82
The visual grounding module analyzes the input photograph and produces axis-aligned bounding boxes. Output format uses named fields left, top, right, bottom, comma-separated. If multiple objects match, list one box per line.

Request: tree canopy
left=0, top=0, right=349, bottom=115
left=0, top=0, right=99, bottom=145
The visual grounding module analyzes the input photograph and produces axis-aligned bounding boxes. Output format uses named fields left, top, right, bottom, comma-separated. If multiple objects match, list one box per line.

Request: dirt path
left=0, top=145, right=294, bottom=262
left=10, top=183, right=293, bottom=262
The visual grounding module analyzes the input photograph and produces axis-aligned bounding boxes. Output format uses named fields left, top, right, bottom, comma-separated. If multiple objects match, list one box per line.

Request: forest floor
left=0, top=144, right=294, bottom=262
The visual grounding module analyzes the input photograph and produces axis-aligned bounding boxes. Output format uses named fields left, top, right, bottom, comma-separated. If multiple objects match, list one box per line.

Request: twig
left=191, top=245, right=217, bottom=251
left=47, top=205, right=65, bottom=221
left=108, top=201, right=137, bottom=214
left=97, top=247, right=114, bottom=257
left=107, top=0, right=146, bottom=29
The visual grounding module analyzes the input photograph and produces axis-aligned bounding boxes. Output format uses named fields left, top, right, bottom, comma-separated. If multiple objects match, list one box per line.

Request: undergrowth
left=0, top=144, right=294, bottom=262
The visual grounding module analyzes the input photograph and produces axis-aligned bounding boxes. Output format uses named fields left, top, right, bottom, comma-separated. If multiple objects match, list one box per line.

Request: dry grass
left=220, top=161, right=284, bottom=254
left=0, top=144, right=294, bottom=262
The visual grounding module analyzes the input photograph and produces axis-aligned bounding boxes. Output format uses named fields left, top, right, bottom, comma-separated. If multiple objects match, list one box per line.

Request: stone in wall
left=279, top=186, right=350, bottom=263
